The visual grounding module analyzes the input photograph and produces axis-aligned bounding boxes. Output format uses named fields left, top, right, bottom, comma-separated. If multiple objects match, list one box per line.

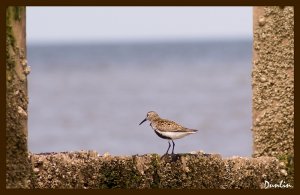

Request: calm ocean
left=27, top=39, right=253, bottom=157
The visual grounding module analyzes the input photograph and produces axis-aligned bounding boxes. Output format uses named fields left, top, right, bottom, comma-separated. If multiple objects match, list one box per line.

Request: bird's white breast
left=155, top=129, right=195, bottom=140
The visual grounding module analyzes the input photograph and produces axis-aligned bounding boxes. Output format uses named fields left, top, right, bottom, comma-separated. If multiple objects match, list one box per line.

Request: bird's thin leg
left=164, top=141, right=171, bottom=155
left=171, top=140, right=175, bottom=154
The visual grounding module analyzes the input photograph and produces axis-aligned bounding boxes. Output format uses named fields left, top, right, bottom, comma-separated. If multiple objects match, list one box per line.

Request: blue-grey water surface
left=28, top=40, right=253, bottom=157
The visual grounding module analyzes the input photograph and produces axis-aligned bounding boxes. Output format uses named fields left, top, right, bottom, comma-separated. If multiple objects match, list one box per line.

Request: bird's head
left=139, top=111, right=159, bottom=125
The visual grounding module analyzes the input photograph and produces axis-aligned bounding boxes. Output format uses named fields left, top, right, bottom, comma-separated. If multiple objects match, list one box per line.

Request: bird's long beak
left=139, top=118, right=147, bottom=125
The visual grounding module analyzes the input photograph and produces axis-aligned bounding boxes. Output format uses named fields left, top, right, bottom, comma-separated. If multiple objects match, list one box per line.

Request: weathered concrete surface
left=6, top=7, right=33, bottom=188
left=28, top=151, right=289, bottom=189
left=252, top=7, right=294, bottom=158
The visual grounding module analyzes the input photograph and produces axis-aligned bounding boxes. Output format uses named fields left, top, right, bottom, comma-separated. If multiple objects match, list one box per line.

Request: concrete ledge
left=29, top=151, right=289, bottom=189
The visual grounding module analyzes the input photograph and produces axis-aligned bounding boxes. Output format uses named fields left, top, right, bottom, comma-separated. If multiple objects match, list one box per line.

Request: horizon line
left=27, top=37, right=252, bottom=46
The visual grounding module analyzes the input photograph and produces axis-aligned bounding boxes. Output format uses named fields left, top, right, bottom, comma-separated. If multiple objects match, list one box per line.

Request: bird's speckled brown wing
left=154, top=118, right=195, bottom=132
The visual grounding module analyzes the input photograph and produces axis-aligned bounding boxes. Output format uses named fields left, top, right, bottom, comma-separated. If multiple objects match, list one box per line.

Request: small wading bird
left=139, top=111, right=198, bottom=155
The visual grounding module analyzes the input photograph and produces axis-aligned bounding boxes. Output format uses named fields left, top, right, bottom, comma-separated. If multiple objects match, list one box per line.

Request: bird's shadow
left=160, top=154, right=180, bottom=162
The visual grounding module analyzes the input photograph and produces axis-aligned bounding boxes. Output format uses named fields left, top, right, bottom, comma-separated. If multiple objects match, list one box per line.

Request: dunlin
left=139, top=111, right=198, bottom=155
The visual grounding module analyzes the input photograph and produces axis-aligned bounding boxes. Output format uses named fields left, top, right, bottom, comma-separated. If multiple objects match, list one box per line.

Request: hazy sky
left=27, top=7, right=252, bottom=43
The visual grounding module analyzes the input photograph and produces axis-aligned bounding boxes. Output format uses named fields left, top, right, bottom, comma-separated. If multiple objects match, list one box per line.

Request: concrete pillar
left=252, top=7, right=294, bottom=158
left=6, top=6, right=32, bottom=188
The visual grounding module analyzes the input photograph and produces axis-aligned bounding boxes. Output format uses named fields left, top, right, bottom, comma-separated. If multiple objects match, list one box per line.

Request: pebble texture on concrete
left=29, top=151, right=288, bottom=189
left=252, top=7, right=294, bottom=158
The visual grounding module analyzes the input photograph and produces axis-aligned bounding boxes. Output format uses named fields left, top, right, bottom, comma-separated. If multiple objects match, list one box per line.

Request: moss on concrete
left=28, top=151, right=290, bottom=189
left=276, top=153, right=294, bottom=186
left=252, top=6, right=294, bottom=158
left=6, top=6, right=33, bottom=188
left=13, top=7, right=25, bottom=21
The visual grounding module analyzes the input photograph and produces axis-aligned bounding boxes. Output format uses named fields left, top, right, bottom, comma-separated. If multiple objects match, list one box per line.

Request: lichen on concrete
left=252, top=6, right=294, bottom=158
left=28, top=151, right=290, bottom=189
